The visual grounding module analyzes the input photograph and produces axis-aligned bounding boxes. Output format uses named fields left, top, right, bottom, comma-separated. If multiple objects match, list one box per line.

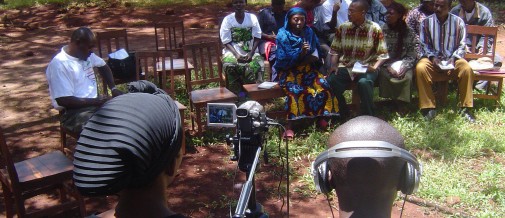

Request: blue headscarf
left=274, top=7, right=320, bottom=71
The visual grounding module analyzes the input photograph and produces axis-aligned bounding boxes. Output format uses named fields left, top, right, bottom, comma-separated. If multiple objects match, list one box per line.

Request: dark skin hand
left=243, top=37, right=261, bottom=62
left=56, top=95, right=109, bottom=110
left=55, top=65, right=123, bottom=109
left=225, top=37, right=261, bottom=63
left=299, top=41, right=318, bottom=65
left=431, top=57, right=455, bottom=71
left=261, top=32, right=276, bottom=41
left=327, top=1, right=341, bottom=32
left=98, top=65, right=124, bottom=97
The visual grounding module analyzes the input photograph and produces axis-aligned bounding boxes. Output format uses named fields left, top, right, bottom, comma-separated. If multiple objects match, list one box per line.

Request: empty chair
left=155, top=21, right=186, bottom=57
left=465, top=25, right=502, bottom=104
left=0, top=127, right=85, bottom=218
left=183, top=41, right=238, bottom=134
left=134, top=50, right=187, bottom=153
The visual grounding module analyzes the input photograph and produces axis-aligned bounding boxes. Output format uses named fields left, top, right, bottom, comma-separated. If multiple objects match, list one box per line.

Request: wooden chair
left=95, top=29, right=136, bottom=88
left=155, top=21, right=185, bottom=57
left=430, top=25, right=499, bottom=106
left=135, top=50, right=187, bottom=154
left=0, top=128, right=85, bottom=218
left=183, top=41, right=238, bottom=135
left=465, top=25, right=503, bottom=104
left=58, top=110, right=80, bottom=156
left=96, top=29, right=129, bottom=59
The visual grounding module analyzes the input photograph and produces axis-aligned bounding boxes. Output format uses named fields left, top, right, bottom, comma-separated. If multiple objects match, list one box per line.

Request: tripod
left=229, top=127, right=269, bottom=218
left=233, top=146, right=268, bottom=218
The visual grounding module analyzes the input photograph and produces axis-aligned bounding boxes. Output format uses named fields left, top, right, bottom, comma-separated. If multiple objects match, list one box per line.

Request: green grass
left=195, top=85, right=505, bottom=217
left=4, top=0, right=505, bottom=216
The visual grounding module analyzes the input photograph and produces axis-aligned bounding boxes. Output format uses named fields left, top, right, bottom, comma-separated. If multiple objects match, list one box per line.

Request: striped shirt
left=419, top=13, right=466, bottom=59
left=330, top=20, right=389, bottom=65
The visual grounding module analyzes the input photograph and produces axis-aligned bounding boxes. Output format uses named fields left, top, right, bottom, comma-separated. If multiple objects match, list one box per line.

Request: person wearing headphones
left=312, top=116, right=421, bottom=217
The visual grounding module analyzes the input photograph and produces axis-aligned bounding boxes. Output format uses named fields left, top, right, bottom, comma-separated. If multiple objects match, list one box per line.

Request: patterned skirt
left=279, top=64, right=339, bottom=120
left=222, top=52, right=264, bottom=98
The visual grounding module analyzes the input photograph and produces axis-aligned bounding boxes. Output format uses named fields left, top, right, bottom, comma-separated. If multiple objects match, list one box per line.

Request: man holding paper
left=416, top=0, right=475, bottom=122
left=326, top=0, right=389, bottom=118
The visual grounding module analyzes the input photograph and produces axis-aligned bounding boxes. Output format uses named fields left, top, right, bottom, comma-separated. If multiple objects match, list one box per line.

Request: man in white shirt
left=322, top=0, right=352, bottom=28
left=46, top=27, right=123, bottom=134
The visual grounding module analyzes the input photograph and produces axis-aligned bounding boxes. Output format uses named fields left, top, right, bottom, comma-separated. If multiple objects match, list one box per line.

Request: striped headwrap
left=73, top=91, right=182, bottom=196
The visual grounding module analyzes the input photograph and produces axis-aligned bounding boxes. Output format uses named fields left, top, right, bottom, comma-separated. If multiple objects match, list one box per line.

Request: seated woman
left=378, top=2, right=419, bottom=104
left=220, top=0, right=265, bottom=99
left=274, top=7, right=339, bottom=134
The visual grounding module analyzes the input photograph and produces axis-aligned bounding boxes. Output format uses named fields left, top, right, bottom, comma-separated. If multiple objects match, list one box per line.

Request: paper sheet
left=258, top=81, right=278, bottom=89
left=352, top=62, right=368, bottom=73
left=438, top=61, right=455, bottom=70
left=108, top=49, right=129, bottom=60
left=391, top=61, right=403, bottom=73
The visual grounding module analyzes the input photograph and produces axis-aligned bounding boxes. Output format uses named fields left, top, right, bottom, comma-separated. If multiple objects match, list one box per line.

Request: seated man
left=451, top=0, right=502, bottom=67
left=312, top=116, right=421, bottom=217
left=416, top=0, right=475, bottom=122
left=73, top=92, right=185, bottom=218
left=327, top=0, right=389, bottom=117
left=322, top=0, right=352, bottom=28
left=365, top=0, right=387, bottom=26
left=46, top=27, right=123, bottom=134
left=257, top=0, right=287, bottom=81
left=406, top=0, right=435, bottom=38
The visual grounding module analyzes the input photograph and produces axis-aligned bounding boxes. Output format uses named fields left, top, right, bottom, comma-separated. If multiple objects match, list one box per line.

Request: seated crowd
left=40, top=0, right=500, bottom=216
left=249, top=0, right=499, bottom=125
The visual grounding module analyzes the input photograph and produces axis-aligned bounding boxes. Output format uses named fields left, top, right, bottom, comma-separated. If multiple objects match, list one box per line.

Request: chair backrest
left=0, top=128, right=21, bottom=192
left=155, top=21, right=185, bottom=54
left=465, top=25, right=498, bottom=60
left=96, top=29, right=129, bottom=59
left=182, top=41, right=225, bottom=93
left=135, top=50, right=177, bottom=96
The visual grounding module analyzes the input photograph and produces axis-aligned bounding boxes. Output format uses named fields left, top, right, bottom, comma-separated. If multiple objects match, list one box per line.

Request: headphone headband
left=313, top=141, right=421, bottom=173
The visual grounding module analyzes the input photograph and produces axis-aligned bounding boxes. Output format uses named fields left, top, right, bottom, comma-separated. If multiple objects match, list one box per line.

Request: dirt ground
left=1, top=3, right=504, bottom=217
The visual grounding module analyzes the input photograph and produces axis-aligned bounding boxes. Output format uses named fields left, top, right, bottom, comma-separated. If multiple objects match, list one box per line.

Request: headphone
left=311, top=141, right=422, bottom=195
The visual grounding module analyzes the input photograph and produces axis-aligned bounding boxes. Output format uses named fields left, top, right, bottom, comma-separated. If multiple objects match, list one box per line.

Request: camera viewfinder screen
left=207, top=103, right=236, bottom=127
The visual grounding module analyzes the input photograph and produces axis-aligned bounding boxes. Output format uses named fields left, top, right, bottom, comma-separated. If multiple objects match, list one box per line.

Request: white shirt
left=46, top=46, right=106, bottom=109
left=322, top=0, right=352, bottom=27
left=220, top=12, right=262, bottom=55
left=465, top=8, right=475, bottom=21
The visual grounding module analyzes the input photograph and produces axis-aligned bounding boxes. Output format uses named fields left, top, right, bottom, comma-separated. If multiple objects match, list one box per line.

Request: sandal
left=317, top=119, right=329, bottom=130
left=282, top=129, right=294, bottom=140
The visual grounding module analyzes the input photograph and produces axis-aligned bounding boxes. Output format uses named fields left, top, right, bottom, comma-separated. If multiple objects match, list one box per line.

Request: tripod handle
left=233, top=146, right=262, bottom=217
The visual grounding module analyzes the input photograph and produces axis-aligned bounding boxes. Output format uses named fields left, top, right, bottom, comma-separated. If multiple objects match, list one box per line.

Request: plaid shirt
left=330, top=20, right=389, bottom=65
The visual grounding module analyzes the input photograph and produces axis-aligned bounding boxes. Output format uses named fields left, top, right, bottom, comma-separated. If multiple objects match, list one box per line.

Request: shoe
left=422, top=109, right=437, bottom=121
left=459, top=108, right=476, bottom=123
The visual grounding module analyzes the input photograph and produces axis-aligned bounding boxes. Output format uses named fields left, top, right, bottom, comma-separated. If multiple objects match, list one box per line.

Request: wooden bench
left=242, top=81, right=380, bottom=116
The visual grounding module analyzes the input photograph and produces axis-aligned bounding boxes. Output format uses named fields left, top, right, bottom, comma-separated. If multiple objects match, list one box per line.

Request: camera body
left=227, top=101, right=269, bottom=172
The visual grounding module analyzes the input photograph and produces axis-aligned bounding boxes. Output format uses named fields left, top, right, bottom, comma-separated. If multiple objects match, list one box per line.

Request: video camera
left=224, top=101, right=269, bottom=172
left=207, top=101, right=272, bottom=218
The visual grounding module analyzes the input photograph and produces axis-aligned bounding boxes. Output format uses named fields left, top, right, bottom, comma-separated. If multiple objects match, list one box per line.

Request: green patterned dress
left=220, top=13, right=265, bottom=99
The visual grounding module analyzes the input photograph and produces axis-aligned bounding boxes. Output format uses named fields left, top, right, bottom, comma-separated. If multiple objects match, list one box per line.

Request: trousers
left=415, top=58, right=474, bottom=109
